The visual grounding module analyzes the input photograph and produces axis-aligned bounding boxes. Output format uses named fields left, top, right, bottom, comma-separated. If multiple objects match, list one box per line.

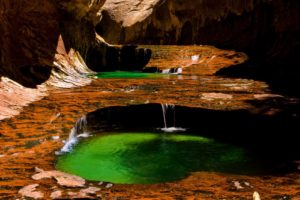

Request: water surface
left=57, top=132, right=265, bottom=184
left=92, top=71, right=164, bottom=79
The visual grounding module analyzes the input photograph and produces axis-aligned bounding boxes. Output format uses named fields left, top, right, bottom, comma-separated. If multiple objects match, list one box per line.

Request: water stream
left=59, top=115, right=89, bottom=154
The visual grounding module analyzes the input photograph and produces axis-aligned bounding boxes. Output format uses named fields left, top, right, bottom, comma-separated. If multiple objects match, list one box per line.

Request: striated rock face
left=0, top=0, right=106, bottom=119
left=98, top=0, right=300, bottom=68
left=0, top=77, right=47, bottom=120
left=51, top=0, right=151, bottom=75
left=0, top=0, right=151, bottom=88
left=0, top=0, right=153, bottom=119
left=0, top=0, right=104, bottom=87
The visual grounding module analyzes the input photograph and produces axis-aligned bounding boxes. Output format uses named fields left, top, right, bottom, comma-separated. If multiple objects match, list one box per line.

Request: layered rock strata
left=98, top=0, right=300, bottom=69
left=0, top=0, right=152, bottom=120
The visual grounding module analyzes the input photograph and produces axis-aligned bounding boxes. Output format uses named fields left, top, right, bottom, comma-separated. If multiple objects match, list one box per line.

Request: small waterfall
left=191, top=55, right=199, bottom=64
left=57, top=115, right=89, bottom=154
left=161, top=104, right=174, bottom=128
left=161, top=67, right=183, bottom=74
left=160, top=104, right=186, bottom=133
left=161, top=54, right=199, bottom=75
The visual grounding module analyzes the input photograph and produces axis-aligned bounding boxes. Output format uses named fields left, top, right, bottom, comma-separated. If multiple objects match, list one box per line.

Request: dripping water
left=160, top=103, right=186, bottom=133
left=57, top=115, right=90, bottom=155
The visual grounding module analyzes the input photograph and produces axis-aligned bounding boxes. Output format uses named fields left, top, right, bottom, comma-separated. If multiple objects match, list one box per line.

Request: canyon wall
left=0, top=0, right=106, bottom=120
left=0, top=0, right=106, bottom=88
left=0, top=0, right=59, bottom=87
left=0, top=0, right=151, bottom=88
left=2, top=0, right=298, bottom=88
left=0, top=0, right=153, bottom=119
left=98, top=0, right=300, bottom=75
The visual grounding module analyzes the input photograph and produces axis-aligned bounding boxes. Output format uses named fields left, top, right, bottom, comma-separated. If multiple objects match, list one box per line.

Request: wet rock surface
left=0, top=0, right=151, bottom=88
left=99, top=0, right=300, bottom=64
left=0, top=45, right=299, bottom=199
left=0, top=0, right=153, bottom=121
left=99, top=0, right=300, bottom=96
left=18, top=184, right=44, bottom=199
left=32, top=169, right=85, bottom=188
left=0, top=78, right=47, bottom=120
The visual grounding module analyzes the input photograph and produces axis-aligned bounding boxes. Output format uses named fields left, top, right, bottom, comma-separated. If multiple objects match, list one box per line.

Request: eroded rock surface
left=99, top=0, right=300, bottom=56
left=0, top=77, right=47, bottom=120
left=0, top=0, right=152, bottom=120
left=0, top=0, right=152, bottom=86
left=32, top=169, right=85, bottom=187
left=0, top=0, right=59, bottom=87
left=98, top=0, right=300, bottom=79
left=18, top=184, right=44, bottom=199
left=0, top=0, right=106, bottom=87
left=1, top=45, right=299, bottom=199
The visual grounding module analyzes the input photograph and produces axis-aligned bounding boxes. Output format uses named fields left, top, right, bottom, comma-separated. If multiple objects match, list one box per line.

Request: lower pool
left=56, top=132, right=265, bottom=184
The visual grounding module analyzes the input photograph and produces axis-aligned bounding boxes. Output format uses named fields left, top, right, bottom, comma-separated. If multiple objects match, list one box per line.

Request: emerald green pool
left=91, top=71, right=163, bottom=79
left=56, top=132, right=264, bottom=184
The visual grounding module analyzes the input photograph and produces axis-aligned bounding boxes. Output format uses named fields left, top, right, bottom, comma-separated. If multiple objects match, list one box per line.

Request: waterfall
left=191, top=55, right=199, bottom=64
left=161, top=104, right=175, bottom=128
left=161, top=54, right=199, bottom=75
left=161, top=67, right=182, bottom=74
left=57, top=115, right=90, bottom=154
left=160, top=104, right=186, bottom=133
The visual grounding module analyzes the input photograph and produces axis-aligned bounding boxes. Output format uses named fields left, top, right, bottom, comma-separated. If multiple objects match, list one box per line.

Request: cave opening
left=178, top=21, right=194, bottom=45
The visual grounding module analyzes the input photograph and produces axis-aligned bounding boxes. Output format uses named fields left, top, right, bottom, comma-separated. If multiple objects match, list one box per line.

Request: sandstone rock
left=233, top=181, right=244, bottom=190
left=32, top=170, right=85, bottom=187
left=65, top=187, right=101, bottom=198
left=0, top=0, right=103, bottom=120
left=201, top=93, right=233, bottom=101
left=80, top=187, right=101, bottom=195
left=0, top=0, right=153, bottom=120
left=253, top=94, right=284, bottom=100
left=97, top=0, right=161, bottom=43
left=0, top=0, right=151, bottom=90
left=253, top=191, right=261, bottom=200
left=50, top=190, right=62, bottom=199
left=18, top=184, right=44, bottom=199
left=98, top=0, right=300, bottom=71
left=105, top=183, right=113, bottom=188
left=0, top=77, right=47, bottom=120
left=0, top=0, right=60, bottom=87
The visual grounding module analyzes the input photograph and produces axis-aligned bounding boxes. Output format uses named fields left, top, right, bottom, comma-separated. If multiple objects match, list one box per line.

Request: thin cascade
left=161, top=103, right=167, bottom=128
left=161, top=54, right=199, bottom=75
left=58, top=115, right=89, bottom=154
left=161, top=104, right=185, bottom=132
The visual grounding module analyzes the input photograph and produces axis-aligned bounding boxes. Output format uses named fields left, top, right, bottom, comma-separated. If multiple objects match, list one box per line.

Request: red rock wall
left=0, top=0, right=105, bottom=120
left=0, top=0, right=106, bottom=87
left=0, top=0, right=60, bottom=87
left=98, top=0, right=300, bottom=67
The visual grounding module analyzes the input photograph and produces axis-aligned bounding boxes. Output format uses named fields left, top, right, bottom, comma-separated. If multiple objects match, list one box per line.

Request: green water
left=56, top=132, right=264, bottom=184
left=91, top=71, right=163, bottom=79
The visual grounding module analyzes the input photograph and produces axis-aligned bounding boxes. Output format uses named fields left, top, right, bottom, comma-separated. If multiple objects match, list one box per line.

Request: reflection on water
left=57, top=132, right=268, bottom=184
left=92, top=71, right=164, bottom=79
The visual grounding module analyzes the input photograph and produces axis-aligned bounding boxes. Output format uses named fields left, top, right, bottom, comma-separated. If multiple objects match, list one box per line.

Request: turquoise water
left=56, top=132, right=264, bottom=184
left=91, top=71, right=163, bottom=79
